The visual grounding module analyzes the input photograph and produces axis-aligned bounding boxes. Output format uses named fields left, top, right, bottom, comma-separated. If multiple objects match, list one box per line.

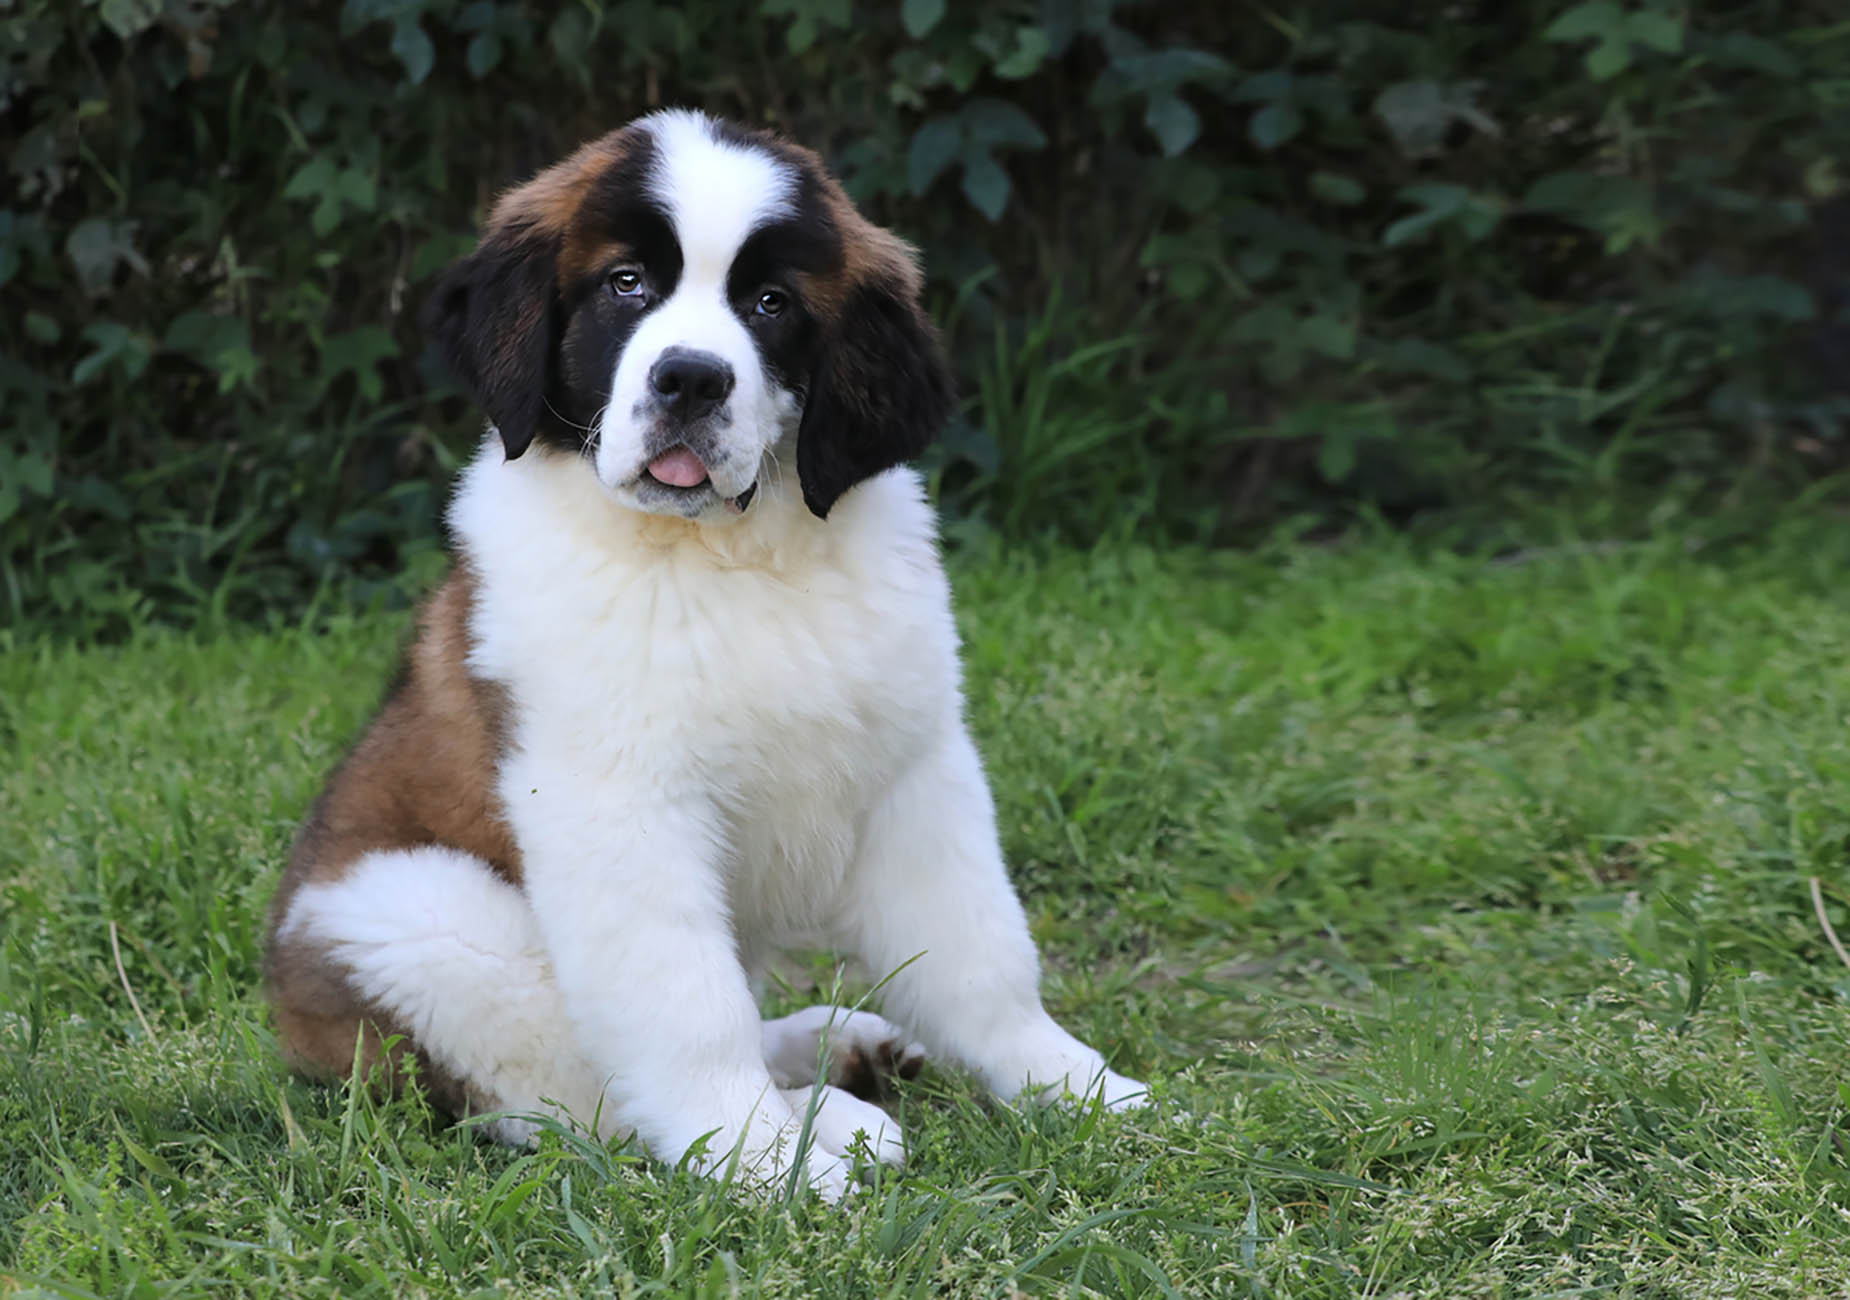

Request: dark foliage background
left=2, top=0, right=1846, bottom=635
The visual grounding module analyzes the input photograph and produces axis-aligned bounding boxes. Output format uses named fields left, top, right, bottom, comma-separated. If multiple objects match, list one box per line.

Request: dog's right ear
left=422, top=222, right=558, bottom=460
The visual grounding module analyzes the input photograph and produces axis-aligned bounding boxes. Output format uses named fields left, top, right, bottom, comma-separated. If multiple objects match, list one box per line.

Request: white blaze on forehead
left=644, top=110, right=795, bottom=288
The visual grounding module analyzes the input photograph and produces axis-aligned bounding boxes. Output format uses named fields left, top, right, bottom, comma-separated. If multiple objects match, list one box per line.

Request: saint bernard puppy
left=263, top=108, right=1146, bottom=1200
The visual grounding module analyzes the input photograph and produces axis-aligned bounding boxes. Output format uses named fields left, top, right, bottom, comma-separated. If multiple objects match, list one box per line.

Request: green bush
left=2, top=1, right=1846, bottom=635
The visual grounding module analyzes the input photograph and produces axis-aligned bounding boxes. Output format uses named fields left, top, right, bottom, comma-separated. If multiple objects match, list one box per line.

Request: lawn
left=4, top=518, right=1850, bottom=1297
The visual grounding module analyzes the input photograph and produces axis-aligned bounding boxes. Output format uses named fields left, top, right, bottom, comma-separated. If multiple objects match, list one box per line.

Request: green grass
left=6, top=517, right=1850, bottom=1297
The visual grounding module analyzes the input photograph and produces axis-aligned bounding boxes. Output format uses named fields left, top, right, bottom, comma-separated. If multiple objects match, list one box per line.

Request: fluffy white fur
left=280, top=110, right=1144, bottom=1201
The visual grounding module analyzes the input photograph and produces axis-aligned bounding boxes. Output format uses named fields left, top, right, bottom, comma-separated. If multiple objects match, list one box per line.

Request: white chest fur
left=281, top=440, right=1143, bottom=1200
left=447, top=443, right=964, bottom=941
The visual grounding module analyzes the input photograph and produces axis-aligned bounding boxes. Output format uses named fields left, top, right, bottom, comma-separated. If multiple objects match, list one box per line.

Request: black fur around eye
left=609, top=267, right=645, bottom=297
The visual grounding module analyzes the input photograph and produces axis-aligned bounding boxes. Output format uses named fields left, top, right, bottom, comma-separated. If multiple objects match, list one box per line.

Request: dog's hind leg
left=267, top=845, right=616, bottom=1147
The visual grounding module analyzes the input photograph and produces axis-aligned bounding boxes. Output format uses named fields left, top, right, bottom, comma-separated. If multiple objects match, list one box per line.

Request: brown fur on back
left=263, top=564, right=516, bottom=1110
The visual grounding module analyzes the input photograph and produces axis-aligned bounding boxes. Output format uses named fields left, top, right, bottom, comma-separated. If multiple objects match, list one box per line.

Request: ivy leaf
left=340, top=168, right=378, bottom=214
left=1385, top=183, right=1501, bottom=245
left=466, top=32, right=503, bottom=78
left=1678, top=270, right=1815, bottom=322
left=164, top=309, right=245, bottom=361
left=1374, top=81, right=1500, bottom=159
left=763, top=0, right=850, bottom=54
left=961, top=150, right=1010, bottom=222
left=165, top=310, right=258, bottom=391
left=66, top=217, right=148, bottom=297
left=901, top=0, right=944, bottom=38
left=456, top=3, right=500, bottom=32
left=1145, top=93, right=1200, bottom=157
left=1310, top=171, right=1366, bottom=205
left=962, top=98, right=1047, bottom=150
left=1701, top=33, right=1799, bottom=79
left=548, top=6, right=593, bottom=79
left=1522, top=169, right=1603, bottom=214
left=907, top=117, right=963, bottom=194
left=71, top=321, right=153, bottom=385
left=294, top=165, right=377, bottom=237
left=214, top=346, right=263, bottom=394
left=993, top=27, right=1048, bottom=80
left=1625, top=11, right=1683, bottom=53
left=1384, top=188, right=1463, bottom=247
left=1237, top=245, right=1280, bottom=283
left=318, top=325, right=400, bottom=401
left=14, top=450, right=54, bottom=497
left=1249, top=102, right=1303, bottom=151
left=283, top=155, right=336, bottom=200
left=1401, top=182, right=1473, bottom=211
left=1455, top=197, right=1502, bottom=241
left=1543, top=1, right=1623, bottom=42
left=391, top=18, right=434, bottom=86
left=1586, top=37, right=1631, bottom=79
left=1318, top=433, right=1358, bottom=484
left=24, top=311, right=60, bottom=344
left=97, top=0, right=162, bottom=40
left=1299, top=315, right=1356, bottom=360
left=1232, top=69, right=1292, bottom=103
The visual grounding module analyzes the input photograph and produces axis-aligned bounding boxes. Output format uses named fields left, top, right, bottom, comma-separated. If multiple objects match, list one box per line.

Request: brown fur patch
left=483, top=125, right=653, bottom=287
left=266, top=938, right=483, bottom=1117
left=830, top=1038, right=926, bottom=1102
left=784, top=139, right=922, bottom=316
left=487, top=130, right=628, bottom=240
left=264, top=563, right=518, bottom=1103
left=561, top=238, right=638, bottom=286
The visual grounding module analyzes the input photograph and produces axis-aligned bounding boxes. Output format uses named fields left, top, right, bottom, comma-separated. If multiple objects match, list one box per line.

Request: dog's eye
left=609, top=267, right=645, bottom=298
left=754, top=288, right=787, bottom=318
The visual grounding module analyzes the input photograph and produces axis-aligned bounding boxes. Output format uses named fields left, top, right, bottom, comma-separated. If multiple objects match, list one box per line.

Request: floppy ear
left=422, top=223, right=559, bottom=460
left=797, top=274, right=955, bottom=518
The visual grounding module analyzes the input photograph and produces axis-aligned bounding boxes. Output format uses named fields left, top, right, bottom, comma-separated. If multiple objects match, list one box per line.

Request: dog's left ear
left=422, top=221, right=559, bottom=460
left=797, top=273, right=955, bottom=518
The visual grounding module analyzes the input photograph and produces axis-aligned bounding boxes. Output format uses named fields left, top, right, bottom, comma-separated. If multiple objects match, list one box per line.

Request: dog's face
left=424, top=110, right=954, bottom=521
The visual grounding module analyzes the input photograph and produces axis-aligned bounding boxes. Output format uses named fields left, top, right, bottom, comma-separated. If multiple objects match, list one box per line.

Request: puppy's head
left=424, top=110, right=953, bottom=522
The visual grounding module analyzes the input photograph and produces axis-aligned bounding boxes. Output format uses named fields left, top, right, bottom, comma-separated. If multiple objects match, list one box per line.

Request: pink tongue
left=648, top=447, right=709, bottom=487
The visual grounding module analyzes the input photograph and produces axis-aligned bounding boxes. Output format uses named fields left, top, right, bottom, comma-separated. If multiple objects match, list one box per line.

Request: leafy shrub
left=1, top=1, right=1846, bottom=636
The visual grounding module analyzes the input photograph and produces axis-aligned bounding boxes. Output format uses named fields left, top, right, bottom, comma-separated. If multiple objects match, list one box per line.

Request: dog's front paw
left=701, top=1115, right=856, bottom=1203
left=1091, top=1069, right=1151, bottom=1112
left=782, top=1084, right=907, bottom=1170
left=1025, top=1068, right=1150, bottom=1112
left=1007, top=1049, right=1151, bottom=1114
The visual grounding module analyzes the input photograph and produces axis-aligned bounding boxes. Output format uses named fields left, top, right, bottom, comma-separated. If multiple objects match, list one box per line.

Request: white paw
left=781, top=1084, right=907, bottom=1170
left=687, top=1099, right=857, bottom=1204
left=1093, top=1069, right=1151, bottom=1112
left=478, top=1116, right=544, bottom=1148
left=1020, top=1065, right=1151, bottom=1113
left=762, top=1005, right=926, bottom=1097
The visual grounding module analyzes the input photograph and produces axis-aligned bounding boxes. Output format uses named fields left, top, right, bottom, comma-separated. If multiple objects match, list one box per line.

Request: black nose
left=649, top=349, right=735, bottom=422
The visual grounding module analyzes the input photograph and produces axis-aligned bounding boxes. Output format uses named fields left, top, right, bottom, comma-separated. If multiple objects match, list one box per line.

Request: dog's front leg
left=512, top=779, right=852, bottom=1199
left=836, top=727, right=1148, bottom=1110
